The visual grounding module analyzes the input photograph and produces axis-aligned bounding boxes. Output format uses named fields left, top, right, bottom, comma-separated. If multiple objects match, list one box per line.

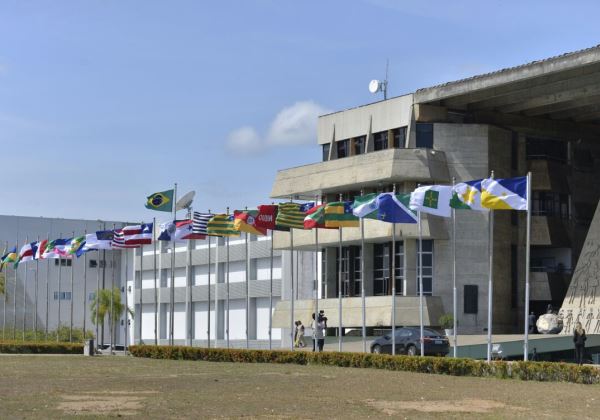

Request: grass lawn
left=0, top=355, right=598, bottom=418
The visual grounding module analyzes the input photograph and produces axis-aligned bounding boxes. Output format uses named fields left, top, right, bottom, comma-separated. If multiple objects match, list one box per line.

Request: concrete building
left=130, top=232, right=301, bottom=348
left=0, top=215, right=128, bottom=346
left=271, top=45, right=600, bottom=335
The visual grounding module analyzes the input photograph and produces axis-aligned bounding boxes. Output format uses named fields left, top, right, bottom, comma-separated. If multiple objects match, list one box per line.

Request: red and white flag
left=18, top=242, right=38, bottom=263
left=112, top=223, right=153, bottom=248
left=158, top=219, right=206, bottom=242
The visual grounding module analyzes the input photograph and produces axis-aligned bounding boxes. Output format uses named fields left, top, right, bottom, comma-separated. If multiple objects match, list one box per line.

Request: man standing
left=311, top=312, right=326, bottom=352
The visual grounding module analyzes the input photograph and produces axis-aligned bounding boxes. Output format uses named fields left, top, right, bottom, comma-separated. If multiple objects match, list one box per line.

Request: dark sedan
left=370, top=327, right=449, bottom=356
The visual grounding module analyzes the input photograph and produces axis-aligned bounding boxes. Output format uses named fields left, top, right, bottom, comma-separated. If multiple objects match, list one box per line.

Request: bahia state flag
left=233, top=210, right=267, bottom=236
left=145, top=189, right=174, bottom=212
left=450, top=179, right=487, bottom=211
left=324, top=201, right=359, bottom=228
left=207, top=214, right=240, bottom=237
left=409, top=185, right=453, bottom=218
left=481, top=176, right=528, bottom=211
left=276, top=202, right=315, bottom=229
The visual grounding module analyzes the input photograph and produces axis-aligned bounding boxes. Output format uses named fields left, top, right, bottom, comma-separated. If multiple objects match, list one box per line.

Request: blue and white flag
left=481, top=176, right=528, bottom=211
left=81, top=231, right=114, bottom=252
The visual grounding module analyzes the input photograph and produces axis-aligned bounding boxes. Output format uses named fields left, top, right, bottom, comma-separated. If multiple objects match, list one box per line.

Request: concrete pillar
left=363, top=243, right=375, bottom=296
left=404, top=239, right=417, bottom=296
left=324, top=248, right=337, bottom=298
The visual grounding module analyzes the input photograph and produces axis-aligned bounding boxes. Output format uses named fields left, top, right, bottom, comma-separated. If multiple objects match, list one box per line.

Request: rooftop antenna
left=176, top=190, right=196, bottom=217
left=368, top=59, right=389, bottom=100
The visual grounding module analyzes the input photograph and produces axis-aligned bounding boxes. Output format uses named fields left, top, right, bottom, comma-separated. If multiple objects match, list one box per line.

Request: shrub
left=0, top=340, right=83, bottom=354
left=128, top=345, right=600, bottom=385
left=438, top=314, right=454, bottom=329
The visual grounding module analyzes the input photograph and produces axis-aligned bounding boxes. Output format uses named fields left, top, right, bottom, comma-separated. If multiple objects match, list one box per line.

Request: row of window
left=52, top=259, right=110, bottom=268
left=322, top=124, right=434, bottom=161
left=531, top=191, right=570, bottom=219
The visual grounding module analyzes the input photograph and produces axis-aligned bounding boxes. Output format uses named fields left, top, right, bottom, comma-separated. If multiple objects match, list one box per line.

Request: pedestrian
left=311, top=312, right=327, bottom=352
left=295, top=321, right=305, bottom=348
left=528, top=312, right=536, bottom=333
left=573, top=321, right=587, bottom=365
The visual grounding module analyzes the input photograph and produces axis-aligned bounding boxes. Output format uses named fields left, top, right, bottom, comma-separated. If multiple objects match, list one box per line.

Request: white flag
left=409, top=185, right=453, bottom=217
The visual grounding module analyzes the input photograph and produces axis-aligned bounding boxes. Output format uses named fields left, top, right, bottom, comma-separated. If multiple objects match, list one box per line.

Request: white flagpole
left=226, top=232, right=230, bottom=349
left=13, top=240, right=17, bottom=340
left=2, top=241, right=7, bottom=340
left=314, top=202, right=320, bottom=352
left=22, top=235, right=28, bottom=341
left=418, top=211, right=424, bottom=356
left=207, top=213, right=211, bottom=349
left=245, top=229, right=249, bottom=350
left=139, top=224, right=144, bottom=345
left=360, top=194, right=366, bottom=353
left=124, top=247, right=129, bottom=353
left=110, top=225, right=115, bottom=353
left=452, top=178, right=458, bottom=358
left=170, top=183, right=178, bottom=346
left=269, top=217, right=274, bottom=350
left=290, top=226, right=295, bottom=352
left=338, top=199, right=343, bottom=352
left=523, top=171, right=532, bottom=360
left=82, top=231, right=87, bottom=340
left=186, top=217, right=193, bottom=347
left=391, top=185, right=397, bottom=355
left=487, top=171, right=495, bottom=362
left=34, top=236, right=39, bottom=341
left=45, top=235, right=50, bottom=341
left=56, top=233, right=62, bottom=342
left=153, top=217, right=158, bottom=346
left=70, top=231, right=74, bottom=342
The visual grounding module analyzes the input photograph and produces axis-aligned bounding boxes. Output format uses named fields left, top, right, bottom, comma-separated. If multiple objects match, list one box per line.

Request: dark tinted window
left=464, top=285, right=478, bottom=314
left=354, top=136, right=365, bottom=155
left=322, top=144, right=330, bottom=161
left=392, top=127, right=407, bottom=148
left=373, top=131, right=388, bottom=151
left=525, top=137, right=567, bottom=162
left=416, top=123, right=433, bottom=148
left=337, top=140, right=348, bottom=158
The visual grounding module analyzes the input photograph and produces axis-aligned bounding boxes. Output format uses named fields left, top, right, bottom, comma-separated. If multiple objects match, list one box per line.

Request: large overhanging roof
left=414, top=44, right=600, bottom=126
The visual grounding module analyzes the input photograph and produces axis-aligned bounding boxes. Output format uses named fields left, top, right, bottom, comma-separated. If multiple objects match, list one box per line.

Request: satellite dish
left=176, top=190, right=196, bottom=211
left=369, top=79, right=380, bottom=94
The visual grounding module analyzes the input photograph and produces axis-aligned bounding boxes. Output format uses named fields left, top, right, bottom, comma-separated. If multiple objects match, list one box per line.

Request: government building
left=270, top=45, right=600, bottom=338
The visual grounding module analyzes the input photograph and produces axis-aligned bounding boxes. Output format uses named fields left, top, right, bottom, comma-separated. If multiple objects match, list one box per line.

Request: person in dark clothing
left=573, top=322, right=587, bottom=365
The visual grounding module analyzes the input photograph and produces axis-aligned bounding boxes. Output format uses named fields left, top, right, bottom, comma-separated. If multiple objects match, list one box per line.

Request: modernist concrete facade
left=0, top=215, right=128, bottom=345
left=271, top=45, right=600, bottom=335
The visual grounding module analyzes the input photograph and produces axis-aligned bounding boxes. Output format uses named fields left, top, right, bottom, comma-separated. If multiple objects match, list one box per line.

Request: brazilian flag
left=145, top=189, right=174, bottom=212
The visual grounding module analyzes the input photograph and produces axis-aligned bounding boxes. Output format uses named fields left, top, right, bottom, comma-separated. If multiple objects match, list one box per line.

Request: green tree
left=90, top=287, right=132, bottom=349
left=0, top=272, right=5, bottom=296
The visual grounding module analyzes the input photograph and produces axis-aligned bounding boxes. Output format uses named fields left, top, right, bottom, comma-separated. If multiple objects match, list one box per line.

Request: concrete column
left=404, top=239, right=417, bottom=296
left=363, top=243, right=375, bottom=296
left=324, top=248, right=337, bottom=298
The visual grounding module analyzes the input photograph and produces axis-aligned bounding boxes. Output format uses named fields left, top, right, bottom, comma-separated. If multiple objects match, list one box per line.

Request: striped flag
left=207, top=214, right=239, bottom=237
left=158, top=219, right=206, bottom=242
left=324, top=201, right=359, bottom=228
left=17, top=242, right=38, bottom=266
left=112, top=223, right=154, bottom=248
left=192, top=212, right=214, bottom=236
left=276, top=202, right=314, bottom=229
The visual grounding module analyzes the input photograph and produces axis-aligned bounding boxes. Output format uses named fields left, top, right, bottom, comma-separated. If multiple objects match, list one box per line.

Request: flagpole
left=34, top=236, right=39, bottom=341
left=487, top=171, right=495, bottom=363
left=83, top=231, right=88, bottom=341
left=290, top=224, right=295, bottom=352
left=418, top=211, right=424, bottom=356
left=153, top=217, right=158, bottom=346
left=13, top=240, right=17, bottom=340
left=338, top=194, right=343, bottom=352
left=139, top=223, right=144, bottom=346
left=452, top=177, right=458, bottom=358
left=207, top=212, right=211, bottom=349
left=360, top=191, right=366, bottom=353
left=226, top=223, right=230, bottom=349
left=170, top=183, right=178, bottom=346
left=2, top=241, right=7, bottom=340
left=45, top=234, right=50, bottom=341
left=124, top=247, right=129, bottom=353
left=245, top=211, right=250, bottom=350
left=391, top=186, right=397, bottom=355
left=70, top=231, right=74, bottom=342
left=269, top=224, right=274, bottom=350
left=22, top=235, right=28, bottom=341
left=110, top=225, right=115, bottom=354
left=523, top=171, right=532, bottom=361
left=97, top=223, right=105, bottom=353
left=315, top=212, right=320, bottom=352
left=56, top=233, right=62, bottom=342
left=187, top=219, right=193, bottom=347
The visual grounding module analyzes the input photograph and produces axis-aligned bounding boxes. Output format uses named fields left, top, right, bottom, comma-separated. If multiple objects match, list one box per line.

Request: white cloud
left=226, top=126, right=262, bottom=154
left=225, top=100, right=330, bottom=155
left=267, top=101, right=331, bottom=145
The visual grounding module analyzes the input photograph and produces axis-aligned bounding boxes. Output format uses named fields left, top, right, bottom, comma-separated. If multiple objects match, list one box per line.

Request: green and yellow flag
left=324, top=201, right=359, bottom=228
left=145, top=189, right=174, bottom=212
left=207, top=214, right=240, bottom=237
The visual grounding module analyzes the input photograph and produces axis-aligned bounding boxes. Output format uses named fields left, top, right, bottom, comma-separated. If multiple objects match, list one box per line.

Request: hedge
left=129, top=345, right=600, bottom=385
left=0, top=341, right=84, bottom=354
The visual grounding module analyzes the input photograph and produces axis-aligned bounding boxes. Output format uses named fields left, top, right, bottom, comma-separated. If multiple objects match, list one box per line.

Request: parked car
left=370, top=327, right=449, bottom=356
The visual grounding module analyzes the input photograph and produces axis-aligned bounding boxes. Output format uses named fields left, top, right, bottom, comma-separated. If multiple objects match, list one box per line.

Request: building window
left=373, top=242, right=404, bottom=296
left=373, top=131, right=388, bottom=151
left=89, top=259, right=98, bottom=268
left=336, top=246, right=360, bottom=297
left=54, top=259, right=72, bottom=267
left=531, top=191, right=569, bottom=219
left=392, top=127, right=407, bottom=148
left=353, top=136, right=365, bottom=155
left=525, top=137, right=567, bottom=162
left=416, top=123, right=433, bottom=148
left=416, top=239, right=433, bottom=296
left=464, top=285, right=478, bottom=314
left=322, top=144, right=330, bottom=161
left=54, top=292, right=72, bottom=301
left=336, top=139, right=349, bottom=158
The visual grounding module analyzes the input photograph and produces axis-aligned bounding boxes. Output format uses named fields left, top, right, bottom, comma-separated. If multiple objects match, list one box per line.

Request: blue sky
left=1, top=0, right=600, bottom=222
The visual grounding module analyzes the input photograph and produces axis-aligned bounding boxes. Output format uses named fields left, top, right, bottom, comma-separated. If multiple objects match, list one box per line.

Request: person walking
left=573, top=321, right=587, bottom=365
left=295, top=321, right=305, bottom=348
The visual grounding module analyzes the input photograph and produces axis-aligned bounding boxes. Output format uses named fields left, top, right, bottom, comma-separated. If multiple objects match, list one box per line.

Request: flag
left=207, top=214, right=239, bottom=237
left=352, top=193, right=379, bottom=218
left=67, top=236, right=86, bottom=257
left=481, top=176, right=528, bottom=211
left=409, top=185, right=453, bottom=217
left=54, top=238, right=74, bottom=258
left=370, top=193, right=418, bottom=223
left=145, top=189, right=174, bottom=212
left=324, top=201, right=359, bottom=228
left=234, top=210, right=267, bottom=236
left=255, top=205, right=278, bottom=230
left=192, top=212, right=213, bottom=236
left=0, top=245, right=9, bottom=272
left=81, top=231, right=114, bottom=252
left=35, top=240, right=48, bottom=260
left=1, top=247, right=17, bottom=269
left=158, top=219, right=206, bottom=241
left=304, top=204, right=329, bottom=229
left=450, top=179, right=488, bottom=211
left=42, top=240, right=66, bottom=259
left=17, top=242, right=38, bottom=265
left=112, top=223, right=154, bottom=248
left=276, top=202, right=314, bottom=229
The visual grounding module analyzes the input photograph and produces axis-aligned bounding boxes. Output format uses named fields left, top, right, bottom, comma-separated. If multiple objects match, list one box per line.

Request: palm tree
left=90, top=287, right=132, bottom=351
